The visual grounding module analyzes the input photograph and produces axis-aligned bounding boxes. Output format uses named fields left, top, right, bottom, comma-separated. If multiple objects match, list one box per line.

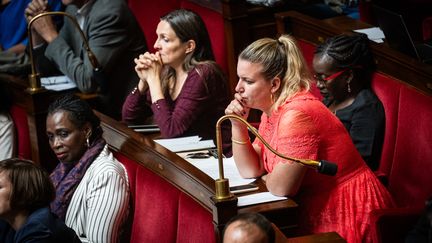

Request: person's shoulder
left=90, top=146, right=128, bottom=178
left=354, top=89, right=383, bottom=108
left=20, top=208, right=80, bottom=243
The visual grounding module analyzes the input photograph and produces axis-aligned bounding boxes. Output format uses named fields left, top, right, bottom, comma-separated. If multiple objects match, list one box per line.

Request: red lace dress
left=253, top=92, right=394, bottom=242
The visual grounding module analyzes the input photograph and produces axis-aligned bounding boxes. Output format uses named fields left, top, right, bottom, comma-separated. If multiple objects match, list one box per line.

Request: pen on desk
left=185, top=152, right=211, bottom=159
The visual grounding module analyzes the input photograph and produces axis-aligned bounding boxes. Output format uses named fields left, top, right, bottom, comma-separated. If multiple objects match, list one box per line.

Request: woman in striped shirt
left=46, top=94, right=130, bottom=243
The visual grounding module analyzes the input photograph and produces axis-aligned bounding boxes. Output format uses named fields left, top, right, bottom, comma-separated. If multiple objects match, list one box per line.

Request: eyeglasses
left=314, top=69, right=349, bottom=83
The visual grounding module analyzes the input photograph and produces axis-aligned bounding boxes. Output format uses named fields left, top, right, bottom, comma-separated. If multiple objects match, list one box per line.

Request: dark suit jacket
left=0, top=207, right=81, bottom=243
left=35, top=0, right=147, bottom=119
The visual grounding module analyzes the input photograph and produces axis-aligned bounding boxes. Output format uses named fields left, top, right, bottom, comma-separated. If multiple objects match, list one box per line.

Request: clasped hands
left=24, top=0, right=58, bottom=44
left=225, top=93, right=250, bottom=125
left=134, top=52, right=163, bottom=92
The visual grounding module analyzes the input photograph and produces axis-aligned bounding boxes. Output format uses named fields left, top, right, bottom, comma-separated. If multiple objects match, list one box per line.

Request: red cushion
left=176, top=193, right=215, bottom=243
left=128, top=0, right=181, bottom=52
left=114, top=151, right=216, bottom=242
left=9, top=105, right=31, bottom=159
left=371, top=73, right=402, bottom=182
left=297, top=39, right=322, bottom=99
left=180, top=1, right=228, bottom=75
left=389, top=85, right=432, bottom=207
left=422, top=16, right=432, bottom=41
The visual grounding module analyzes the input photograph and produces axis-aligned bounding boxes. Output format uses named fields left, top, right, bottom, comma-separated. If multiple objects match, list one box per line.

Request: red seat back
left=113, top=151, right=215, bottom=243
left=9, top=105, right=31, bottom=160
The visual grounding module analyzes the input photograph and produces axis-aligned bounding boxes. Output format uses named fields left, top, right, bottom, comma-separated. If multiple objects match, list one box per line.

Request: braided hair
left=48, top=94, right=102, bottom=141
left=315, top=33, right=375, bottom=88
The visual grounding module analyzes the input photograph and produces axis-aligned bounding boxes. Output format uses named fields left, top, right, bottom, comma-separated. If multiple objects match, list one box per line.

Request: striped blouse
left=65, top=145, right=129, bottom=243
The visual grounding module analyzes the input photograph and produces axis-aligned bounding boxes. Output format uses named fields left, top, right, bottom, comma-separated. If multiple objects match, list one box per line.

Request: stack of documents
left=154, top=135, right=215, bottom=153
left=41, top=75, right=77, bottom=91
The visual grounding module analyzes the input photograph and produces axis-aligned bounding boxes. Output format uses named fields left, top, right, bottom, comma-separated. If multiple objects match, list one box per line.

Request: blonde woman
left=225, top=35, right=394, bottom=242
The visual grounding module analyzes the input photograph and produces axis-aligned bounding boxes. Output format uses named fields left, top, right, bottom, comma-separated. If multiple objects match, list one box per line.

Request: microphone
left=214, top=114, right=338, bottom=200
left=27, top=11, right=103, bottom=93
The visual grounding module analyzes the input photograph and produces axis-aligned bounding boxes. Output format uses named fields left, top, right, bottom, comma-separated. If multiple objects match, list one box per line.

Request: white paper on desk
left=354, top=27, right=385, bottom=43
left=186, top=157, right=256, bottom=187
left=41, top=75, right=77, bottom=91
left=237, top=192, right=287, bottom=207
left=154, top=136, right=215, bottom=152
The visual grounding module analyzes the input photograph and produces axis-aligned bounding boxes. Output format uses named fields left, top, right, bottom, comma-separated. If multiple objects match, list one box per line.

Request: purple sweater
left=122, top=63, right=231, bottom=149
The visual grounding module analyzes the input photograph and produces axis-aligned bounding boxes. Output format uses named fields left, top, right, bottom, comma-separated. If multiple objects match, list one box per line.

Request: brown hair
left=0, top=158, right=55, bottom=212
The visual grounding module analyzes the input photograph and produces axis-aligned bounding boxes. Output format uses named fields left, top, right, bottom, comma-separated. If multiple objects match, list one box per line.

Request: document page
left=41, top=75, right=77, bottom=91
left=237, top=192, right=287, bottom=207
left=154, top=136, right=215, bottom=152
left=186, top=157, right=256, bottom=187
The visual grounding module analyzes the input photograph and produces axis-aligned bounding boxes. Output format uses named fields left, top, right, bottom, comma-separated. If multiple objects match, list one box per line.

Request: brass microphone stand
left=27, top=11, right=100, bottom=93
left=214, top=114, right=338, bottom=201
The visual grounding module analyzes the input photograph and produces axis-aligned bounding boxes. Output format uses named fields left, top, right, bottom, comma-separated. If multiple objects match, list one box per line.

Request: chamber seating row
left=296, top=37, right=432, bottom=243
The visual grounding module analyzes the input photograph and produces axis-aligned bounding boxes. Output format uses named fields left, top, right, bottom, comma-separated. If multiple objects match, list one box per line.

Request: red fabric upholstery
left=9, top=105, right=31, bottom=159
left=369, top=76, right=432, bottom=242
left=371, top=73, right=402, bottom=184
left=180, top=1, right=228, bottom=75
left=128, top=0, right=181, bottom=52
left=113, top=151, right=215, bottom=243
left=389, top=85, right=432, bottom=207
left=176, top=193, right=215, bottom=243
left=297, top=39, right=322, bottom=99
left=423, top=16, right=432, bottom=41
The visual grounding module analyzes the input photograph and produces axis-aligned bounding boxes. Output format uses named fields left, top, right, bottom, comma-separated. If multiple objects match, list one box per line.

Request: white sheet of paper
left=354, top=27, right=385, bottom=43
left=154, top=136, right=215, bottom=152
left=186, top=157, right=256, bottom=187
left=41, top=75, right=77, bottom=91
left=237, top=192, right=287, bottom=207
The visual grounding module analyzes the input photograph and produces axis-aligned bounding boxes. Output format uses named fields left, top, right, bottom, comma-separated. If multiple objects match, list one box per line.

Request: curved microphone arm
left=27, top=11, right=100, bottom=92
left=214, top=114, right=338, bottom=200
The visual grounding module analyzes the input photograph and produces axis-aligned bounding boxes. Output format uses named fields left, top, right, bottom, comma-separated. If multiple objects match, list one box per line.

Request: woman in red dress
left=225, top=35, right=394, bottom=242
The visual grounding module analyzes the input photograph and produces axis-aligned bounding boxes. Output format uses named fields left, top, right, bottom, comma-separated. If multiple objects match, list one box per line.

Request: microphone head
left=318, top=160, right=338, bottom=176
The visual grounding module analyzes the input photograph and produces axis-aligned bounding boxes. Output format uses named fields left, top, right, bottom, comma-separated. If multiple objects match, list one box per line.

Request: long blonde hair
left=239, top=35, right=312, bottom=108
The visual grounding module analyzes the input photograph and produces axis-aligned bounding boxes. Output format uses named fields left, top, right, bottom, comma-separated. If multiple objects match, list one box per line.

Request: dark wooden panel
left=275, top=11, right=432, bottom=96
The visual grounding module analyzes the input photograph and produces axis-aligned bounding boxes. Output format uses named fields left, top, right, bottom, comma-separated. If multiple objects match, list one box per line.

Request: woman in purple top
left=122, top=9, right=231, bottom=153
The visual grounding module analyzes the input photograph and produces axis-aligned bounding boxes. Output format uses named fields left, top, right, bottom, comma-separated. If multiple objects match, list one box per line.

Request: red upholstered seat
left=128, top=0, right=181, bottom=52
left=371, top=73, right=402, bottom=184
left=370, top=76, right=432, bottom=243
left=423, top=16, right=432, bottom=41
left=113, top=151, right=215, bottom=243
left=180, top=1, right=228, bottom=75
left=9, top=105, right=31, bottom=160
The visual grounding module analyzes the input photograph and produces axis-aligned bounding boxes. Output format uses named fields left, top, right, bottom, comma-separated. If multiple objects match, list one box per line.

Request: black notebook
left=373, top=5, right=432, bottom=64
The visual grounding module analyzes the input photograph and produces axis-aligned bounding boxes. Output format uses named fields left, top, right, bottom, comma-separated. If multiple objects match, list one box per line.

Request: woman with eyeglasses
left=313, top=33, right=384, bottom=171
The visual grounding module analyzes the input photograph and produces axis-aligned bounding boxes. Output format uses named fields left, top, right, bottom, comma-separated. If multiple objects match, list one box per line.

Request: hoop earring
left=270, top=93, right=275, bottom=104
left=85, top=130, right=92, bottom=148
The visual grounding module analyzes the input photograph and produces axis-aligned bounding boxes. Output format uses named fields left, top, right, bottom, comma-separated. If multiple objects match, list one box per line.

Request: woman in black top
left=313, top=33, right=384, bottom=170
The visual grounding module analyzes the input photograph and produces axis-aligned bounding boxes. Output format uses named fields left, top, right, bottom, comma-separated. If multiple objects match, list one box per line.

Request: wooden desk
left=97, top=111, right=299, bottom=239
left=286, top=232, right=346, bottom=243
left=275, top=11, right=432, bottom=96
